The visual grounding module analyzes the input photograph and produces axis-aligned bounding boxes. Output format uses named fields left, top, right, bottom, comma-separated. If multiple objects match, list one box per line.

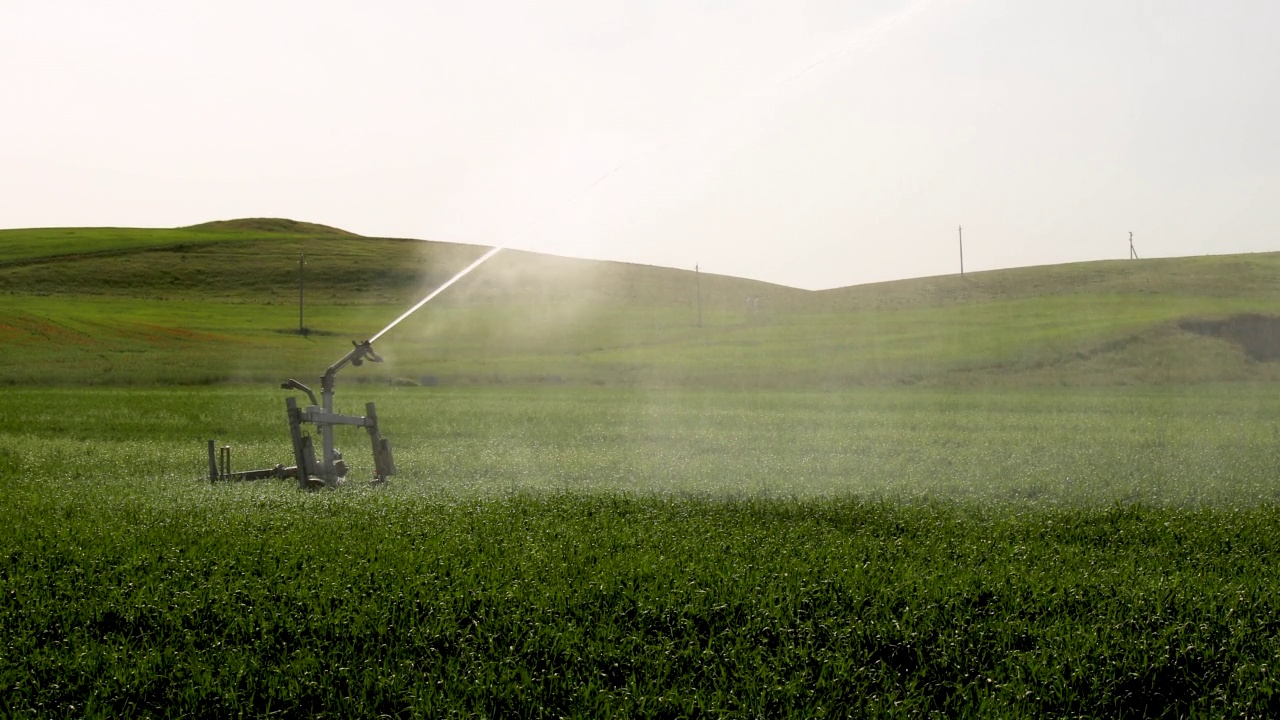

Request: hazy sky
left=3, top=1, right=1277, bottom=289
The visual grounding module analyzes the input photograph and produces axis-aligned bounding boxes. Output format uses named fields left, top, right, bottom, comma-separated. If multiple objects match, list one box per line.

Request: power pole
left=959, top=225, right=965, bottom=276
left=1129, top=232, right=1139, bottom=260
left=695, top=264, right=703, bottom=328
left=298, top=254, right=306, bottom=334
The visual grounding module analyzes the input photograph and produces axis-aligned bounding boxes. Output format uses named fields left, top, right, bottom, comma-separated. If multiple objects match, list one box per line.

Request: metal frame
left=208, top=339, right=396, bottom=489
left=284, top=340, right=396, bottom=489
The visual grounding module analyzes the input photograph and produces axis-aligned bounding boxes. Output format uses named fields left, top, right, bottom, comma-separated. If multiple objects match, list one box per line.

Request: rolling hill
left=0, top=219, right=1276, bottom=387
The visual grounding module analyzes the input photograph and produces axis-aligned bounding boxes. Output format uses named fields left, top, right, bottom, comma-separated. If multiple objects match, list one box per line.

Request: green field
left=4, top=219, right=1280, bottom=388
left=3, top=220, right=1280, bottom=716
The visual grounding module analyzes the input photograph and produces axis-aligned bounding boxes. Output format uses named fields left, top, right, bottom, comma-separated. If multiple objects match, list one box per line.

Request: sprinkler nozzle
left=349, top=340, right=382, bottom=367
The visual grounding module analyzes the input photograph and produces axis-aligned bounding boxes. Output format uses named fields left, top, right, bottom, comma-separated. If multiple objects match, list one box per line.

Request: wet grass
left=5, top=224, right=1280, bottom=715
left=4, top=386, right=1280, bottom=717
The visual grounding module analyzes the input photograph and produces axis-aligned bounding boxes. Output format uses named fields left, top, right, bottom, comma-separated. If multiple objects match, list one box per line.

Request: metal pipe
left=317, top=340, right=382, bottom=484
left=280, top=379, right=318, bottom=407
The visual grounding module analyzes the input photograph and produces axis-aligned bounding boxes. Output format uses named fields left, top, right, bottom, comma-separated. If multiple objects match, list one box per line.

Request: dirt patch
left=1179, top=314, right=1280, bottom=361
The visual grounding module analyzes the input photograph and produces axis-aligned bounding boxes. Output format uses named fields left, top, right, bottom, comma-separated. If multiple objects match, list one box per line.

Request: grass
left=2, top=289, right=1278, bottom=388
left=6, top=384, right=1280, bottom=503
left=4, top=386, right=1280, bottom=716
left=2, top=221, right=1279, bottom=388
left=12, top=492, right=1280, bottom=717
left=0, top=218, right=355, bottom=265
left=4, top=220, right=1280, bottom=715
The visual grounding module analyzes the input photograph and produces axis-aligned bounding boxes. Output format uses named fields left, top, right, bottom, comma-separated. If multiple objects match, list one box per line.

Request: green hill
left=0, top=218, right=353, bottom=265
left=0, top=220, right=1276, bottom=387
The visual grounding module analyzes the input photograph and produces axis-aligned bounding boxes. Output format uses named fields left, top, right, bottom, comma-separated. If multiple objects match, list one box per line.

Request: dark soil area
left=1180, top=314, right=1280, bottom=361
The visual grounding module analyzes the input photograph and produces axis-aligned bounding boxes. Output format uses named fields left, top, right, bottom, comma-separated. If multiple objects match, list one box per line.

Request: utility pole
left=695, top=264, right=703, bottom=328
left=1129, top=232, right=1139, bottom=260
left=959, top=225, right=965, bottom=276
left=298, top=254, right=306, bottom=335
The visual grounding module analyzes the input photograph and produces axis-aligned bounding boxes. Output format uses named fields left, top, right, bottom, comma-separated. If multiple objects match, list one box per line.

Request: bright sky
left=3, top=1, right=1277, bottom=289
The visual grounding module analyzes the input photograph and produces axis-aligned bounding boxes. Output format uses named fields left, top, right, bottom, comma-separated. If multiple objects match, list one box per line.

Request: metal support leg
left=364, top=402, right=396, bottom=484
left=219, top=446, right=232, bottom=482
left=286, top=397, right=314, bottom=490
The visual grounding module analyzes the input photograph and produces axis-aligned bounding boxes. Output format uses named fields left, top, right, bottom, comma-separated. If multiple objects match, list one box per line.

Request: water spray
left=200, top=4, right=931, bottom=489
left=206, top=246, right=503, bottom=490
left=371, top=246, right=503, bottom=342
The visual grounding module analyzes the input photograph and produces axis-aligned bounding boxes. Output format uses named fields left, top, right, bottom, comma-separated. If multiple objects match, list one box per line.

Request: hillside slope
left=0, top=220, right=1276, bottom=387
left=0, top=221, right=800, bottom=308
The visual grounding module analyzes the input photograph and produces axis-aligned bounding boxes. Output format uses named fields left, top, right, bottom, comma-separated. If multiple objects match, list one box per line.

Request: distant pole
left=298, top=254, right=305, bottom=334
left=1129, top=232, right=1139, bottom=260
left=695, top=264, right=703, bottom=328
left=959, top=226, right=965, bottom=276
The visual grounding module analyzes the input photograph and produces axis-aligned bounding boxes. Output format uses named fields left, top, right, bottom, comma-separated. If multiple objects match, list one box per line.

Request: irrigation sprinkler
left=204, top=245, right=502, bottom=490
left=207, top=340, right=396, bottom=490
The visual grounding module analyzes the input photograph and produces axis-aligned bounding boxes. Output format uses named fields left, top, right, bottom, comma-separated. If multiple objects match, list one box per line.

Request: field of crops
left=5, top=385, right=1280, bottom=717
left=5, top=224, right=1280, bottom=715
